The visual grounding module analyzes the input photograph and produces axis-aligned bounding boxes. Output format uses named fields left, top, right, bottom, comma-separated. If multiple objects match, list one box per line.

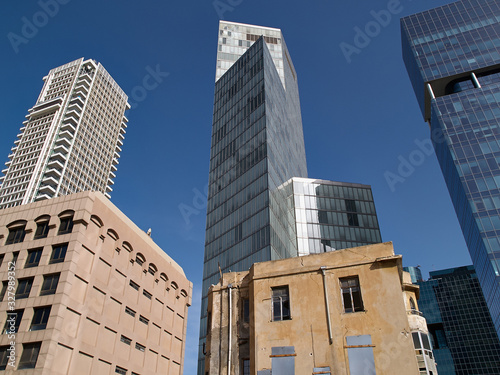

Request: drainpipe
left=320, top=267, right=333, bottom=345
left=227, top=284, right=233, bottom=375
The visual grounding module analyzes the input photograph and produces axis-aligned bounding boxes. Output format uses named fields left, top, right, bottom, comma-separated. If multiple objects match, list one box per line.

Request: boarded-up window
left=271, top=346, right=295, bottom=375
left=346, top=335, right=375, bottom=375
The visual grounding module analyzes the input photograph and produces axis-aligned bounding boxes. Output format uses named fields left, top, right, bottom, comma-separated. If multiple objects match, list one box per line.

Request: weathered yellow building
left=205, top=242, right=437, bottom=375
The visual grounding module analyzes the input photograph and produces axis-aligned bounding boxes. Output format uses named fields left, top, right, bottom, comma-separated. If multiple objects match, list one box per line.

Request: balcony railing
left=407, top=309, right=423, bottom=317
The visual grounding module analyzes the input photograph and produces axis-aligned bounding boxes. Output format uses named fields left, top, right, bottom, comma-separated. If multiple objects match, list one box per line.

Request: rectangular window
left=40, top=274, right=60, bottom=296
left=120, top=335, right=131, bottom=345
left=340, top=276, right=364, bottom=313
left=16, top=277, right=34, bottom=299
left=125, top=307, right=136, bottom=317
left=25, top=248, right=43, bottom=268
left=242, top=299, right=250, bottom=322
left=58, top=216, right=74, bottom=235
left=0, top=282, right=7, bottom=302
left=272, top=286, right=291, bottom=321
left=346, top=335, right=375, bottom=375
left=143, top=290, right=152, bottom=300
left=271, top=346, right=295, bottom=374
left=18, top=342, right=41, bottom=369
left=3, top=310, right=24, bottom=334
left=5, top=226, right=26, bottom=245
left=139, top=315, right=149, bottom=325
left=34, top=221, right=49, bottom=239
left=242, top=359, right=250, bottom=375
left=0, top=346, right=8, bottom=370
left=12, top=251, right=19, bottom=264
left=49, top=244, right=68, bottom=264
left=135, top=343, right=145, bottom=352
left=30, top=306, right=51, bottom=331
left=129, top=280, right=139, bottom=291
left=115, top=366, right=127, bottom=375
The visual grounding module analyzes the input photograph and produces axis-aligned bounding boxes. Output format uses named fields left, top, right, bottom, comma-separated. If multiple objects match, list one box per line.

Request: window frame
left=40, top=273, right=60, bottom=296
left=340, top=276, right=364, bottom=313
left=33, top=221, right=50, bottom=240
left=25, top=248, right=43, bottom=268
left=3, top=309, right=24, bottom=334
left=18, top=342, right=41, bottom=369
left=30, top=306, right=51, bottom=331
left=58, top=216, right=74, bottom=235
left=16, top=277, right=34, bottom=299
left=49, top=243, right=68, bottom=264
left=271, top=286, right=291, bottom=322
left=5, top=225, right=26, bottom=245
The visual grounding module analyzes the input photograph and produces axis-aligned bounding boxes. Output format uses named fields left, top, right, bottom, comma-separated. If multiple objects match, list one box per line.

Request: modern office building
left=401, top=0, right=500, bottom=337
left=416, top=266, right=500, bottom=374
left=0, top=191, right=192, bottom=374
left=205, top=242, right=437, bottom=375
left=0, top=58, right=130, bottom=210
left=404, top=266, right=424, bottom=284
left=199, top=21, right=308, bottom=372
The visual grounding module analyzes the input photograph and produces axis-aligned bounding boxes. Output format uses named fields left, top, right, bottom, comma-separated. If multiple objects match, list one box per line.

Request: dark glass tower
left=401, top=0, right=500, bottom=337
left=198, top=22, right=308, bottom=373
left=416, top=266, right=500, bottom=374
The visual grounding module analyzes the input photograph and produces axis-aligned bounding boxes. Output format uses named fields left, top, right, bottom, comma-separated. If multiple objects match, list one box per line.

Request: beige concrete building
left=205, top=242, right=437, bottom=375
left=0, top=191, right=192, bottom=374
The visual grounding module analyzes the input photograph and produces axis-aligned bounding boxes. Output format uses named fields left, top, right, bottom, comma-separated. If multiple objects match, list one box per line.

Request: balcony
left=38, top=184, right=56, bottom=195
left=47, top=159, right=64, bottom=170
left=44, top=168, right=62, bottom=179
left=60, top=121, right=77, bottom=132
left=407, top=310, right=428, bottom=332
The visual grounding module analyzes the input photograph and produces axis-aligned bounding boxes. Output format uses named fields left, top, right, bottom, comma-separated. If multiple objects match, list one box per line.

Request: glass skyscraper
left=401, top=0, right=500, bottom=337
left=416, top=266, right=500, bottom=374
left=198, top=21, right=307, bottom=373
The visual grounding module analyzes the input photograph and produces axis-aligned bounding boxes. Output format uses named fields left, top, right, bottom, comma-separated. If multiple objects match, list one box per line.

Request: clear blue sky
left=0, top=0, right=470, bottom=373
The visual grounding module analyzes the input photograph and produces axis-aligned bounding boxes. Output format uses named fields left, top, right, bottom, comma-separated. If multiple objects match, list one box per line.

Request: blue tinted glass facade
left=416, top=266, right=500, bottom=374
left=402, top=0, right=500, bottom=337
left=198, top=29, right=307, bottom=373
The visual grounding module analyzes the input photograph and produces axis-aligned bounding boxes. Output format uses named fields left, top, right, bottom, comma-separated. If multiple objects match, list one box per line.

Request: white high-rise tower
left=0, top=58, right=130, bottom=209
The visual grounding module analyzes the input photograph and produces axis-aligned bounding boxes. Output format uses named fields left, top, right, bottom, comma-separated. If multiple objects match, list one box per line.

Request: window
left=18, top=342, right=41, bottom=369
left=3, top=310, right=24, bottom=334
left=12, top=251, right=19, bottom=264
left=143, top=290, right=152, bottom=300
left=272, top=286, right=290, bottom=321
left=30, top=306, right=51, bottom=331
left=340, top=276, right=364, bottom=313
left=139, top=315, right=149, bottom=325
left=120, top=335, right=131, bottom=345
left=346, top=335, right=375, bottom=375
left=135, top=253, right=145, bottom=266
left=242, top=359, right=250, bottom=375
left=25, top=248, right=43, bottom=268
left=0, top=282, right=7, bottom=301
left=58, top=216, right=74, bottom=234
left=49, top=244, right=68, bottom=264
left=16, top=277, right=34, bottom=299
left=115, top=366, right=127, bottom=375
left=125, top=307, right=136, bottom=317
left=148, top=263, right=157, bottom=276
left=129, top=280, right=139, bottom=291
left=0, top=254, right=5, bottom=268
left=34, top=221, right=49, bottom=239
left=0, top=346, right=8, bottom=370
left=410, top=297, right=417, bottom=311
left=5, top=224, right=26, bottom=245
left=40, top=274, right=60, bottom=296
left=135, top=343, right=145, bottom=352
left=242, top=299, right=250, bottom=323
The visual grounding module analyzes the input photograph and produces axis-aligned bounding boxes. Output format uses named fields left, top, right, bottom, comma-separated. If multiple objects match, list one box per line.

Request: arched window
left=122, top=241, right=133, bottom=252
left=180, top=289, right=188, bottom=298
left=90, top=215, right=103, bottom=228
left=160, top=273, right=168, bottom=282
left=148, top=263, right=157, bottom=276
left=58, top=210, right=75, bottom=235
left=6, top=220, right=27, bottom=245
left=107, top=229, right=119, bottom=241
left=171, top=281, right=178, bottom=290
left=135, top=253, right=146, bottom=266
left=410, top=297, right=417, bottom=311
left=34, top=215, right=50, bottom=239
